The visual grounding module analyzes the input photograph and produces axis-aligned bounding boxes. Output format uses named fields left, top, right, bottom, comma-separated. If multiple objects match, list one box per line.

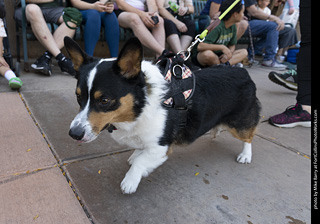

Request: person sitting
left=70, top=0, right=120, bottom=58
left=14, top=0, right=83, bottom=76
left=243, top=0, right=286, bottom=70
left=157, top=0, right=196, bottom=54
left=115, top=0, right=166, bottom=58
left=256, top=0, right=298, bottom=62
left=0, top=19, right=22, bottom=89
left=191, top=0, right=247, bottom=68
left=198, top=0, right=248, bottom=40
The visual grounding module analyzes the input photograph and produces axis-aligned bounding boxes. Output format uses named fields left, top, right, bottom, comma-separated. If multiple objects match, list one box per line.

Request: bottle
left=169, top=1, right=179, bottom=13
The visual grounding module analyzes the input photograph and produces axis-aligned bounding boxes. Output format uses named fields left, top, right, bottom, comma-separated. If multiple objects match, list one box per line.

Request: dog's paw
left=120, top=172, right=141, bottom=194
left=236, top=152, right=252, bottom=164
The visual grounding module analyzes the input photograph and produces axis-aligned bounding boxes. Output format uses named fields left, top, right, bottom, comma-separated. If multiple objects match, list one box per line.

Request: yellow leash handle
left=199, top=0, right=241, bottom=40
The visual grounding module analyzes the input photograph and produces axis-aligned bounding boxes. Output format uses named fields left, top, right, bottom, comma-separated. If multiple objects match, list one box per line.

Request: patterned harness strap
left=156, top=54, right=196, bottom=128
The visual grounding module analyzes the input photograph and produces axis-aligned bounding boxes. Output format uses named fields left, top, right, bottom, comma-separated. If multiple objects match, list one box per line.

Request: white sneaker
left=261, top=60, right=287, bottom=70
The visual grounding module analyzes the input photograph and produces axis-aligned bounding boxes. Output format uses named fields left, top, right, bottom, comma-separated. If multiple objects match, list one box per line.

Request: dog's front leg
left=121, top=145, right=168, bottom=194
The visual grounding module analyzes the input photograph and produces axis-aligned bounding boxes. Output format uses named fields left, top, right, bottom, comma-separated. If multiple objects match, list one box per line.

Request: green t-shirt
left=192, top=20, right=237, bottom=55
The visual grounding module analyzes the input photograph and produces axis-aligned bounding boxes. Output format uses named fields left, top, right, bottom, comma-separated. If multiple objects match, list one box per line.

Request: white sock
left=4, top=70, right=17, bottom=81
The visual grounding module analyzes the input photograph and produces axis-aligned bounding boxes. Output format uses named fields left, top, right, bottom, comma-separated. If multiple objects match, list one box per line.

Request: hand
left=176, top=20, right=187, bottom=33
left=288, top=8, right=295, bottom=15
left=178, top=7, right=188, bottom=16
left=0, top=56, right=9, bottom=68
left=93, top=2, right=108, bottom=12
left=275, top=18, right=285, bottom=31
left=220, top=46, right=232, bottom=63
left=104, top=2, right=114, bottom=13
left=140, top=11, right=156, bottom=28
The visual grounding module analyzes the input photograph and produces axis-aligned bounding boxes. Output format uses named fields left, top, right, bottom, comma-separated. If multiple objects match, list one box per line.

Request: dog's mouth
left=103, top=123, right=117, bottom=133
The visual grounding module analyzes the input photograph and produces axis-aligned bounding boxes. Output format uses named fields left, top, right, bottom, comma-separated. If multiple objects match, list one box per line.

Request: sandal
left=9, top=77, right=23, bottom=89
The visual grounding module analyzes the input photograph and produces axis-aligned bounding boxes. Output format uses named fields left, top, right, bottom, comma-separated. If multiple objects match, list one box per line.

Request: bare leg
left=180, top=35, right=193, bottom=51
left=229, top=49, right=248, bottom=65
left=118, top=12, right=165, bottom=57
left=25, top=4, right=75, bottom=57
left=167, top=34, right=182, bottom=53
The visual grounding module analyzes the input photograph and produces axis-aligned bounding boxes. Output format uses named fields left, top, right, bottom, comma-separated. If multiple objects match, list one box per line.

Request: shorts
left=14, top=6, right=64, bottom=26
left=164, top=17, right=195, bottom=38
left=191, top=52, right=204, bottom=68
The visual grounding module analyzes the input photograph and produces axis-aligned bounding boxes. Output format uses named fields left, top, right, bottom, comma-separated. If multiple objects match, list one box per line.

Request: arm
left=246, top=4, right=284, bottom=30
left=209, top=1, right=221, bottom=20
left=157, top=0, right=188, bottom=32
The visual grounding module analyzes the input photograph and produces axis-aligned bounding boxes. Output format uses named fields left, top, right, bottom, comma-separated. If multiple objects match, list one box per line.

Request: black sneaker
left=268, top=69, right=297, bottom=91
left=58, top=56, right=76, bottom=77
left=31, top=54, right=52, bottom=76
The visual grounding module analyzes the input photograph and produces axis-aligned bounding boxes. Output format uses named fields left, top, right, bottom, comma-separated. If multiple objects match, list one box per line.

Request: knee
left=25, top=4, right=42, bottom=21
left=128, top=14, right=144, bottom=27
left=201, top=50, right=219, bottom=65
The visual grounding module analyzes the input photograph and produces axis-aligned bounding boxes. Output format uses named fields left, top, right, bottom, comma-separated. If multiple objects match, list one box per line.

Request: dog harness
left=157, top=55, right=196, bottom=128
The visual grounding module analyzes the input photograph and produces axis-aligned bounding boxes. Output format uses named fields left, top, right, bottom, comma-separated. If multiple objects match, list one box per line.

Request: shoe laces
left=283, top=104, right=302, bottom=116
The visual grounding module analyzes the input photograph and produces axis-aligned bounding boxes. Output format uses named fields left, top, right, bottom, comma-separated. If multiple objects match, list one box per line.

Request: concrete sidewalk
left=0, top=63, right=311, bottom=224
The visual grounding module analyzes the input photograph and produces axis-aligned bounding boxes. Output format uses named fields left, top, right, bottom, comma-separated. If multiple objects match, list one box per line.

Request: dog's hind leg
left=227, top=127, right=257, bottom=164
left=121, top=145, right=168, bottom=194
left=210, top=125, right=224, bottom=140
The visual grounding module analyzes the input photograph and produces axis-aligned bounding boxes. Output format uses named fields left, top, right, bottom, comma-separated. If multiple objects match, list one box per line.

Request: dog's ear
left=116, top=37, right=143, bottom=79
left=64, top=36, right=92, bottom=74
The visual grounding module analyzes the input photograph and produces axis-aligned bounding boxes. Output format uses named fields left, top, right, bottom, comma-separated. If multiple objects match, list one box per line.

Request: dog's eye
left=100, top=98, right=110, bottom=105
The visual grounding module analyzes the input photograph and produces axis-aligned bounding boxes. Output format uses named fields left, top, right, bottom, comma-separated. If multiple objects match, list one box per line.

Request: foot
left=58, top=56, right=76, bottom=77
left=31, top=54, right=52, bottom=76
left=237, top=142, right=252, bottom=164
left=269, top=103, right=311, bottom=128
left=9, top=77, right=23, bottom=89
left=261, top=59, right=286, bottom=70
left=268, top=69, right=297, bottom=91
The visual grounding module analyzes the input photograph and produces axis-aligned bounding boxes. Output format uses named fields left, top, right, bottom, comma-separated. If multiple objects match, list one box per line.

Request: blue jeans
left=245, top=20, right=279, bottom=61
left=80, top=9, right=119, bottom=57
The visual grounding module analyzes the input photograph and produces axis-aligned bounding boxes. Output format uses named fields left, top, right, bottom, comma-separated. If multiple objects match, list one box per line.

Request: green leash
left=184, top=0, right=241, bottom=60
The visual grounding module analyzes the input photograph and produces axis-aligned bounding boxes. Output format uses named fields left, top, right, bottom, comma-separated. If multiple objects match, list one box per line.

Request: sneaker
left=269, top=104, right=311, bottom=128
left=9, top=77, right=23, bottom=89
left=261, top=59, right=286, bottom=70
left=31, top=54, right=52, bottom=76
left=58, top=56, right=76, bottom=77
left=268, top=69, right=297, bottom=91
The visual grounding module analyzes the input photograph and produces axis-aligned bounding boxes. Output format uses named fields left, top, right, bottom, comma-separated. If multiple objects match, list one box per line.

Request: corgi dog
left=65, top=37, right=261, bottom=194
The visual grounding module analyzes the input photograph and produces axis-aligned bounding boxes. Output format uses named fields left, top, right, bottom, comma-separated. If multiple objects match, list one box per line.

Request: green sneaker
left=9, top=77, right=23, bottom=89
left=268, top=69, right=297, bottom=91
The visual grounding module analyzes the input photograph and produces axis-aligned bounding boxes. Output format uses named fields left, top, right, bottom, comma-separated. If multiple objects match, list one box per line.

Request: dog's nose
left=69, top=126, right=85, bottom=140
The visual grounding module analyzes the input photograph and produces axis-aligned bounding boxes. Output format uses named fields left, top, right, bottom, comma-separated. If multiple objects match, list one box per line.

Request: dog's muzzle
left=69, top=125, right=85, bottom=140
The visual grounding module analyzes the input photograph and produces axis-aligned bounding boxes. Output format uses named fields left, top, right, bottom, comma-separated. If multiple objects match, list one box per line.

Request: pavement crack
left=256, top=133, right=311, bottom=159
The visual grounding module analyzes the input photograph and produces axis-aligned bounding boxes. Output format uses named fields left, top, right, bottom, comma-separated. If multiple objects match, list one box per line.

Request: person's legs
left=118, top=12, right=165, bottom=57
left=246, top=20, right=278, bottom=61
left=101, top=11, right=119, bottom=58
left=25, top=4, right=62, bottom=56
left=296, top=0, right=311, bottom=113
left=235, top=19, right=248, bottom=40
left=197, top=50, right=220, bottom=67
left=81, top=9, right=101, bottom=56
left=229, top=49, right=247, bottom=65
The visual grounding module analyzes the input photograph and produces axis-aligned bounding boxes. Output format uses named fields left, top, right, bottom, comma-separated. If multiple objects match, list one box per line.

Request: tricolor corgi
left=65, top=37, right=261, bottom=194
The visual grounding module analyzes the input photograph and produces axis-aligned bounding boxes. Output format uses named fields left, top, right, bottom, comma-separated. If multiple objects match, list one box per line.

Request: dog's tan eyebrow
left=94, top=91, right=102, bottom=99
